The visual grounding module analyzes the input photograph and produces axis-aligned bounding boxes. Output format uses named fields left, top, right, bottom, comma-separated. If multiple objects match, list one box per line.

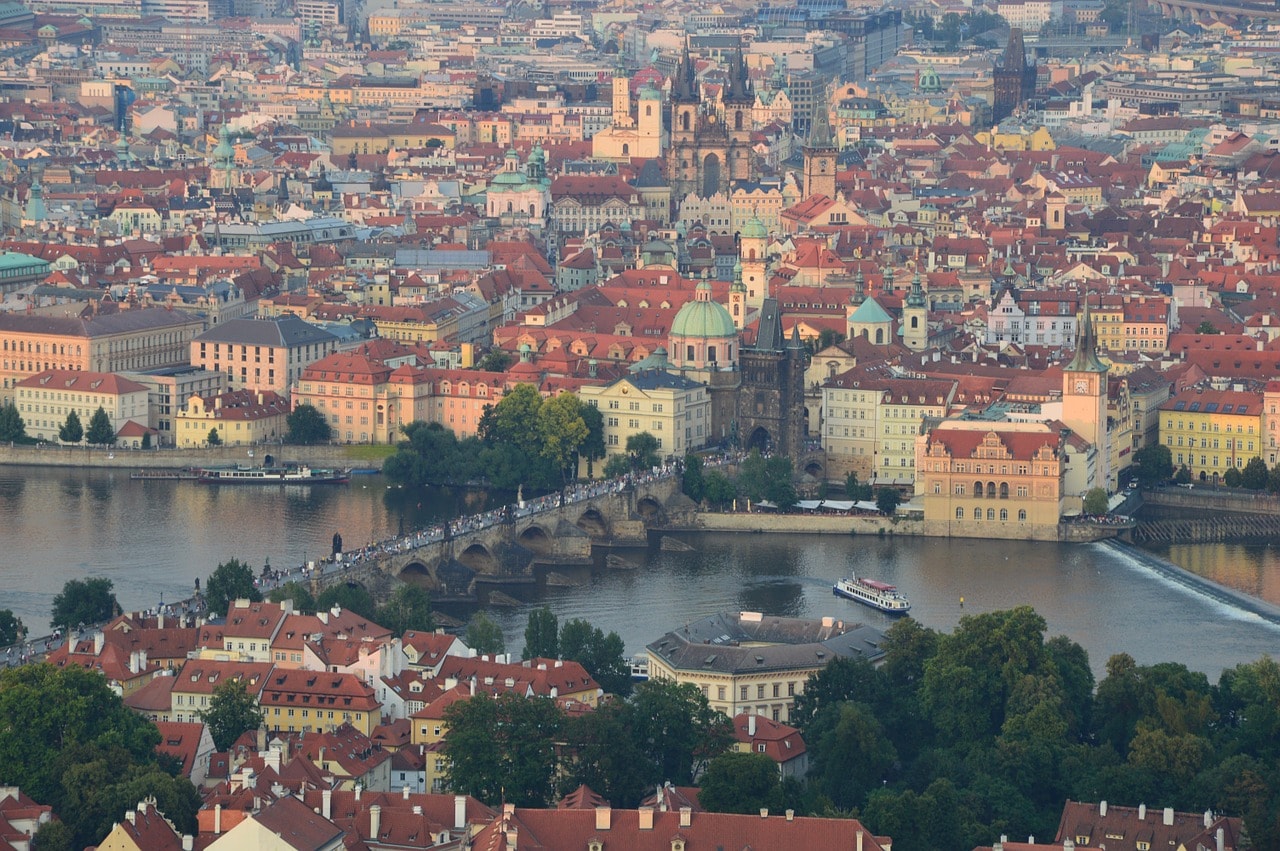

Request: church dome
left=741, top=214, right=768, bottom=240
left=671, top=281, right=736, bottom=339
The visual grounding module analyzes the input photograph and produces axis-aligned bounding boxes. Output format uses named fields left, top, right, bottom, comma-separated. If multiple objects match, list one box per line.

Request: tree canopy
left=199, top=678, right=264, bottom=751
left=85, top=407, right=115, bottom=446
left=0, top=402, right=27, bottom=443
left=0, top=610, right=26, bottom=646
left=203, top=559, right=262, bottom=618
left=51, top=578, right=118, bottom=631
left=465, top=612, right=505, bottom=655
left=0, top=664, right=199, bottom=849
left=287, top=403, right=332, bottom=445
left=58, top=411, right=83, bottom=444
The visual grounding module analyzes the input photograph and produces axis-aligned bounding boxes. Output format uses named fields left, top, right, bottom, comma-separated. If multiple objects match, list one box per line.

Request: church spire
left=907, top=265, right=926, bottom=309
left=805, top=87, right=834, bottom=150
left=1065, top=292, right=1107, bottom=373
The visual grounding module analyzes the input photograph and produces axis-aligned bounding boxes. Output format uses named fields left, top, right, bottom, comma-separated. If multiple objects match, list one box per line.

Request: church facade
left=667, top=45, right=759, bottom=200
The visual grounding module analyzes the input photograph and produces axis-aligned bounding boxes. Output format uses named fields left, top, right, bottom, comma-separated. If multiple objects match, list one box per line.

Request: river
left=2, top=465, right=1278, bottom=681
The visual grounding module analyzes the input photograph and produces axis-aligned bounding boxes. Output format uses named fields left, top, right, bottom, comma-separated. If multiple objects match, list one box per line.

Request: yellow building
left=0, top=308, right=203, bottom=400
left=330, top=120, right=456, bottom=155
left=591, top=74, right=663, bottom=161
left=973, top=126, right=1056, bottom=151
left=15, top=369, right=150, bottom=442
left=174, top=389, right=289, bottom=447
left=190, top=315, right=341, bottom=398
left=645, top=611, right=885, bottom=723
left=260, top=668, right=381, bottom=736
left=1159, top=388, right=1263, bottom=483
left=579, top=367, right=711, bottom=464
left=915, top=421, right=1068, bottom=540
left=821, top=373, right=955, bottom=483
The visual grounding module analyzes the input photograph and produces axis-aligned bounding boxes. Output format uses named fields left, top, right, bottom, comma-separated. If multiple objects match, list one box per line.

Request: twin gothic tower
left=666, top=44, right=757, bottom=200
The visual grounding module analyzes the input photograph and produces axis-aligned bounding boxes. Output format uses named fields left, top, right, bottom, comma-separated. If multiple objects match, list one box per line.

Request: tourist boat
left=197, top=465, right=351, bottom=485
left=833, top=574, right=912, bottom=614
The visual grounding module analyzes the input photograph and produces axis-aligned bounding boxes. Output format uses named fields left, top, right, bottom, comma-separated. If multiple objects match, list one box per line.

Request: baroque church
left=667, top=44, right=759, bottom=200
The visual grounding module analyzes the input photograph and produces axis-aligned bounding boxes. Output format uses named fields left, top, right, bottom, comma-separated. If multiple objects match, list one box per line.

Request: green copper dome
left=741, top=214, right=768, bottom=240
left=671, top=281, right=737, bottom=339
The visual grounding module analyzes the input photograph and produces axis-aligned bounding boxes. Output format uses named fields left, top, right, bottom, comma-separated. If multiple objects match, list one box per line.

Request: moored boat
left=833, top=574, right=912, bottom=614
left=197, top=465, right=351, bottom=485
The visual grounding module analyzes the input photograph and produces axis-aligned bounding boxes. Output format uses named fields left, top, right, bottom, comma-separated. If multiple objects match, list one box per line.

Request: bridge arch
left=457, top=543, right=498, bottom=575
left=745, top=426, right=772, bottom=452
left=803, top=460, right=825, bottom=479
left=398, top=561, right=433, bottom=584
left=517, top=524, right=554, bottom=555
left=576, top=508, right=608, bottom=537
left=637, top=495, right=665, bottom=523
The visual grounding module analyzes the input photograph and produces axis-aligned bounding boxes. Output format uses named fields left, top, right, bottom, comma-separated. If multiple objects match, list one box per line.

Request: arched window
left=875, top=328, right=884, bottom=345
left=987, top=481, right=997, bottom=498
left=1000, top=509, right=1008, bottom=521
left=645, top=105, right=652, bottom=117
left=506, top=201, right=513, bottom=212
left=687, top=345, right=695, bottom=361
left=987, top=508, right=995, bottom=520
left=1018, top=509, right=1027, bottom=521
left=681, top=112, right=691, bottom=131
left=956, top=507, right=964, bottom=519
left=622, top=143, right=629, bottom=156
left=708, top=346, right=717, bottom=362
left=973, top=507, right=982, bottom=520
left=974, top=481, right=983, bottom=498
left=911, top=316, right=918, bottom=329
left=734, top=111, right=744, bottom=131
left=934, top=482, right=942, bottom=494
left=999, top=482, right=1009, bottom=499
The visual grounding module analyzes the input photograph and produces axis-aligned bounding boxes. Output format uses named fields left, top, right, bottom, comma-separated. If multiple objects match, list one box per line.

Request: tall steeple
left=802, top=83, right=837, bottom=200
left=1065, top=292, right=1106, bottom=373
left=673, top=40, right=698, bottom=103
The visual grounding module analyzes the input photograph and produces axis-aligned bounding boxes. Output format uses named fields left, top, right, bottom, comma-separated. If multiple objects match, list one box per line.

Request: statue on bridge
left=332, top=532, right=343, bottom=556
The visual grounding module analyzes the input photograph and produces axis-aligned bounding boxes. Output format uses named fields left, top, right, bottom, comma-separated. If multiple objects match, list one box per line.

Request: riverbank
left=0, top=443, right=393, bottom=470
left=685, top=510, right=1120, bottom=543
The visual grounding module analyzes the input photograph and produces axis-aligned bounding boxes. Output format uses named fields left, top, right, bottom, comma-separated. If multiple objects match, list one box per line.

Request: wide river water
left=2, top=465, right=1278, bottom=680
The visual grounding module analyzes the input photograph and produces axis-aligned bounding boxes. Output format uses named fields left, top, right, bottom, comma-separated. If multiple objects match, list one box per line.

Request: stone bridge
left=310, top=476, right=690, bottom=601
left=1149, top=0, right=1280, bottom=19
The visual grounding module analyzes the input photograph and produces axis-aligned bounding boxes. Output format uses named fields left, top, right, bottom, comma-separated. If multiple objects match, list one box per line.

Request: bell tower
left=1062, top=293, right=1110, bottom=490
left=802, top=85, right=837, bottom=200
left=902, top=266, right=928, bottom=351
left=739, top=212, right=769, bottom=311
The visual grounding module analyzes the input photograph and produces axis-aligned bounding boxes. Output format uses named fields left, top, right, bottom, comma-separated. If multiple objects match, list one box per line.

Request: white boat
left=833, top=574, right=912, bottom=615
left=197, top=465, right=350, bottom=485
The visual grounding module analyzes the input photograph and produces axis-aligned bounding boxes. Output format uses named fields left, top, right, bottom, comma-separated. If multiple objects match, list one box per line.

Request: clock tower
left=1062, top=293, right=1110, bottom=490
left=802, top=88, right=837, bottom=200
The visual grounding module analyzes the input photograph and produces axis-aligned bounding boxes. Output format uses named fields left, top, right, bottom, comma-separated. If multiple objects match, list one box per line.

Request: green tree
left=625, top=431, right=661, bottom=470
left=560, top=699, right=655, bottom=806
left=1195, top=320, right=1220, bottom=334
left=523, top=606, right=559, bottom=660
left=0, top=402, right=26, bottom=443
left=697, top=751, right=783, bottom=814
left=141, top=433, right=151, bottom=449
left=51, top=578, right=118, bottom=631
left=466, top=612, right=506, bottom=655
left=58, top=410, right=83, bottom=444
left=31, top=819, right=74, bottom=851
left=1132, top=443, right=1174, bottom=487
left=476, top=350, right=513, bottom=372
left=763, top=456, right=797, bottom=509
left=199, top=677, right=265, bottom=751
left=1224, top=467, right=1242, bottom=488
left=809, top=700, right=898, bottom=810
left=876, top=487, right=902, bottom=515
left=442, top=693, right=562, bottom=806
left=1083, top=487, right=1109, bottom=516
left=375, top=584, right=434, bottom=635
left=846, top=470, right=873, bottom=500
left=266, top=581, right=316, bottom=613
left=478, top=383, right=556, bottom=489
left=203, top=558, right=262, bottom=618
left=383, top=421, right=479, bottom=488
left=630, top=678, right=734, bottom=784
left=84, top=407, right=114, bottom=445
left=315, top=583, right=377, bottom=620
left=207, top=427, right=221, bottom=446
left=1175, top=465, right=1193, bottom=484
left=579, top=403, right=606, bottom=479
left=0, top=609, right=26, bottom=646
left=538, top=392, right=589, bottom=482
left=737, top=449, right=768, bottom=501
left=603, top=454, right=631, bottom=478
left=682, top=453, right=705, bottom=501
left=559, top=618, right=631, bottom=696
left=790, top=655, right=888, bottom=732
left=1241, top=456, right=1269, bottom=490
left=287, top=403, right=332, bottom=444
left=703, top=470, right=737, bottom=507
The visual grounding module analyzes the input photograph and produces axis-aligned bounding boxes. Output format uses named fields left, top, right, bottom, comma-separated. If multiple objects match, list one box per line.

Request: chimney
left=639, top=807, right=654, bottom=830
left=214, top=804, right=222, bottom=834
left=413, top=805, right=422, bottom=815
left=370, top=805, right=381, bottom=840
left=182, top=835, right=193, bottom=851
left=760, top=809, right=769, bottom=818
left=322, top=789, right=332, bottom=820
left=1164, top=808, right=1175, bottom=827
left=595, top=806, right=611, bottom=831
left=1216, top=828, right=1225, bottom=851
left=454, top=795, right=467, bottom=829
left=749, top=714, right=756, bottom=736
left=858, top=830, right=864, bottom=851
left=403, top=786, right=410, bottom=800
left=786, top=810, right=794, bottom=822
left=679, top=807, right=692, bottom=828
left=1205, top=811, right=1213, bottom=828
left=355, top=785, right=362, bottom=802
left=504, top=826, right=518, bottom=849
left=94, top=631, right=105, bottom=655
left=1100, top=801, right=1107, bottom=817
left=1139, top=804, right=1147, bottom=821
left=126, top=810, right=136, bottom=825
